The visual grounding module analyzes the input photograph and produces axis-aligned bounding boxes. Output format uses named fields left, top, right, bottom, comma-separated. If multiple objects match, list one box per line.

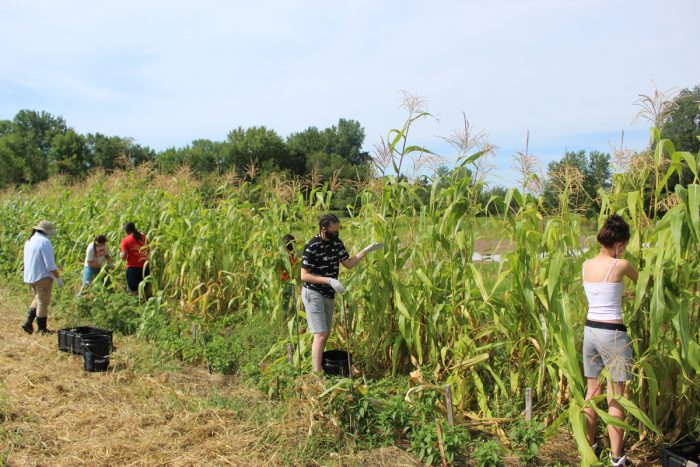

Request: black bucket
left=83, top=351, right=110, bottom=372
left=661, top=440, right=700, bottom=466
left=322, top=350, right=351, bottom=377
left=80, top=333, right=112, bottom=358
left=58, top=326, right=113, bottom=355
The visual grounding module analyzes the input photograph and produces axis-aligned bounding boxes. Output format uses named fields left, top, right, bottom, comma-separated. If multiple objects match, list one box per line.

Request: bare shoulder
left=617, top=258, right=635, bottom=271
left=618, top=258, right=639, bottom=281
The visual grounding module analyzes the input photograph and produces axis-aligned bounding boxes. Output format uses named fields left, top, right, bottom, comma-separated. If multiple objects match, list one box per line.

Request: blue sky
left=1, top=0, right=698, bottom=186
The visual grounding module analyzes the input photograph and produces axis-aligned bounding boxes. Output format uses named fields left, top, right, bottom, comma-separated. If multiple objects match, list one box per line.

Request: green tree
left=543, top=150, right=612, bottom=214
left=13, top=110, right=68, bottom=157
left=7, top=110, right=68, bottom=183
left=0, top=119, right=11, bottom=137
left=49, top=129, right=89, bottom=177
left=86, top=133, right=135, bottom=171
left=286, top=127, right=321, bottom=175
left=188, top=139, right=227, bottom=174
left=287, top=118, right=370, bottom=176
left=305, top=151, right=357, bottom=180
left=586, top=150, right=613, bottom=192
left=224, top=126, right=289, bottom=176
left=330, top=118, right=371, bottom=165
left=0, top=135, right=26, bottom=187
left=433, top=165, right=452, bottom=178
left=660, top=85, right=700, bottom=154
left=155, top=147, right=183, bottom=173
left=124, top=140, right=156, bottom=166
left=156, top=139, right=226, bottom=175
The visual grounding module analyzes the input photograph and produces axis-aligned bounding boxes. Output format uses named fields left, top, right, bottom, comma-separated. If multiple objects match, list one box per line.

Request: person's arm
left=101, top=246, right=113, bottom=265
left=101, top=246, right=112, bottom=261
left=42, top=242, right=60, bottom=279
left=341, top=251, right=366, bottom=269
left=341, top=242, right=383, bottom=269
left=41, top=242, right=63, bottom=289
left=300, top=267, right=332, bottom=285
left=622, top=259, right=639, bottom=283
left=119, top=238, right=128, bottom=260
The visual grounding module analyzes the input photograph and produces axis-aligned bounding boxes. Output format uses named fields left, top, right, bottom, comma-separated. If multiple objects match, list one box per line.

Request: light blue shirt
left=23, top=233, right=57, bottom=284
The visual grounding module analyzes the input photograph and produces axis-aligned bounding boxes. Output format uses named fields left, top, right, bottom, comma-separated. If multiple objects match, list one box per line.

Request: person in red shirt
left=279, top=234, right=298, bottom=282
left=119, top=222, right=148, bottom=295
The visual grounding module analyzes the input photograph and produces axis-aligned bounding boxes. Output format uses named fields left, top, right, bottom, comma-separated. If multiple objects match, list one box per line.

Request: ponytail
left=124, top=222, right=143, bottom=242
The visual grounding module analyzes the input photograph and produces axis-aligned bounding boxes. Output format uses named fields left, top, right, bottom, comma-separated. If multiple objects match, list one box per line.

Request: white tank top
left=582, top=259, right=624, bottom=321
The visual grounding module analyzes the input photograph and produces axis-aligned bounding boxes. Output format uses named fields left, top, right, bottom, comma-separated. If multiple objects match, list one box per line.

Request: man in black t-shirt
left=301, top=213, right=383, bottom=373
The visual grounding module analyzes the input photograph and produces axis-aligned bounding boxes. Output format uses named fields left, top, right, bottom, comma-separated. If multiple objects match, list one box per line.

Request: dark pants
left=126, top=266, right=147, bottom=292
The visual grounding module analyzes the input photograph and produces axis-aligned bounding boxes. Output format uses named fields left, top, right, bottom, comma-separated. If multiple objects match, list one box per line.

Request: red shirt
left=120, top=234, right=148, bottom=268
left=279, top=252, right=297, bottom=281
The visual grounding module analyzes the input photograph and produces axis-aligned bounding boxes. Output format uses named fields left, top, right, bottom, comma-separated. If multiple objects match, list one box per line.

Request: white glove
left=362, top=242, right=384, bottom=254
left=54, top=277, right=64, bottom=288
left=328, top=278, right=346, bottom=294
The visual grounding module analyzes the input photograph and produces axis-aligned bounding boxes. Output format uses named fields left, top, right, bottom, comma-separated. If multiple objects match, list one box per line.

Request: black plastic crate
left=661, top=441, right=700, bottom=467
left=57, top=327, right=113, bottom=355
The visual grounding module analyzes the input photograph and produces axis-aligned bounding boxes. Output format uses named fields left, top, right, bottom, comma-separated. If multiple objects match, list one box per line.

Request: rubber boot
left=21, top=308, right=37, bottom=334
left=36, top=317, right=53, bottom=335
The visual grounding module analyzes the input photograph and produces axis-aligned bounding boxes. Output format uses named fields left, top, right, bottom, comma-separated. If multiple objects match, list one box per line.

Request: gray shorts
left=583, top=325, right=633, bottom=382
left=302, top=287, right=335, bottom=334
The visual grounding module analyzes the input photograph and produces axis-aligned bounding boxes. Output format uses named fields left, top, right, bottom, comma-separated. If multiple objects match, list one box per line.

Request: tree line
left=0, top=110, right=372, bottom=189
left=2, top=85, right=697, bottom=217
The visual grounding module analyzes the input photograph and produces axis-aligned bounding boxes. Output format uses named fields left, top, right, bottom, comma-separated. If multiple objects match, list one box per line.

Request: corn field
left=0, top=125, right=698, bottom=463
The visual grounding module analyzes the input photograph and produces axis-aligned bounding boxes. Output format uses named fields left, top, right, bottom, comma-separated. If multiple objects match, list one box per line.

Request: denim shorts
left=82, top=266, right=101, bottom=285
left=583, top=323, right=633, bottom=382
left=302, top=287, right=335, bottom=334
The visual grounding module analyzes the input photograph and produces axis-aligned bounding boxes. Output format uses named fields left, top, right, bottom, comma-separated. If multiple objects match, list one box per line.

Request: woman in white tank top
left=581, top=215, right=638, bottom=466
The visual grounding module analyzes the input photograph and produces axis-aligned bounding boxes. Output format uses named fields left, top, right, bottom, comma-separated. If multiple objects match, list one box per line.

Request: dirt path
left=0, top=286, right=420, bottom=467
left=0, top=287, right=270, bottom=466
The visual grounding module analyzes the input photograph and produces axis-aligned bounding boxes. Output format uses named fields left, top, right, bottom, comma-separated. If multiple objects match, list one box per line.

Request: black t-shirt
left=302, top=235, right=349, bottom=298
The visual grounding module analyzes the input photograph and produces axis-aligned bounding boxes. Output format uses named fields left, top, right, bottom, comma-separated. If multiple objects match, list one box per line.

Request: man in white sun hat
left=22, top=220, right=63, bottom=335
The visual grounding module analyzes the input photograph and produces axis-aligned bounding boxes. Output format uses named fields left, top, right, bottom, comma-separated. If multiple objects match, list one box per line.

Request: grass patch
left=0, top=382, right=19, bottom=466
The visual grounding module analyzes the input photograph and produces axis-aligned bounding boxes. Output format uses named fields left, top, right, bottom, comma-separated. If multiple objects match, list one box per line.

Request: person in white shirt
left=22, top=220, right=63, bottom=335
left=582, top=215, right=639, bottom=467
left=78, top=235, right=113, bottom=294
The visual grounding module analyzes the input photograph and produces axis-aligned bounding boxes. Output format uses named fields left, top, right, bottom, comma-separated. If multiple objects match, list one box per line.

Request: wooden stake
left=191, top=324, right=197, bottom=343
left=444, top=385, right=454, bottom=426
left=525, top=387, right=533, bottom=422
left=201, top=331, right=212, bottom=375
left=286, top=343, right=294, bottom=363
